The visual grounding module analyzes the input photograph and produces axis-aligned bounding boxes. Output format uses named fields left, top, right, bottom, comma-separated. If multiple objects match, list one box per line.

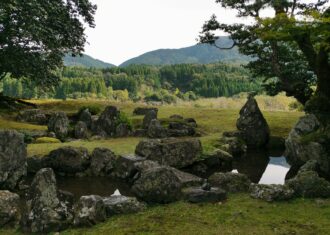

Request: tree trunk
left=0, top=93, right=37, bottom=110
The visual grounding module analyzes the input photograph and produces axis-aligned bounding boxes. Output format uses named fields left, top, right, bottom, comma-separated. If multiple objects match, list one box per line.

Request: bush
left=78, top=105, right=102, bottom=115
left=115, top=112, right=133, bottom=130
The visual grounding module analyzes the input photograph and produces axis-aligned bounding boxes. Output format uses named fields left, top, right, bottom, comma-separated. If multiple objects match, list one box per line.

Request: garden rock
left=48, top=112, right=69, bottom=140
left=135, top=138, right=202, bottom=168
left=74, top=121, right=88, bottom=139
left=250, top=184, right=294, bottom=202
left=27, top=156, right=43, bottom=174
left=208, top=172, right=251, bottom=193
left=182, top=187, right=227, bottom=203
left=73, top=195, right=106, bottom=227
left=142, top=110, right=157, bottom=129
left=222, top=136, right=247, bottom=157
left=92, top=106, right=120, bottom=137
left=90, top=148, right=116, bottom=176
left=133, top=107, right=158, bottom=116
left=0, top=190, right=20, bottom=227
left=147, top=119, right=167, bottom=138
left=286, top=165, right=330, bottom=198
left=112, top=155, right=145, bottom=180
left=26, top=168, right=73, bottom=233
left=236, top=95, right=270, bottom=148
left=102, top=195, right=146, bottom=217
left=43, top=147, right=90, bottom=175
left=168, top=122, right=196, bottom=137
left=116, top=123, right=131, bottom=137
left=17, top=109, right=48, bottom=124
left=285, top=114, right=330, bottom=178
left=79, top=109, right=92, bottom=128
left=132, top=166, right=182, bottom=203
left=0, top=130, right=27, bottom=190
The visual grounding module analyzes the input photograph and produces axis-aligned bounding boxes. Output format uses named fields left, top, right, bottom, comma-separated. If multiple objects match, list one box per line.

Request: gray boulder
left=168, top=122, right=196, bottom=137
left=208, top=172, right=251, bottom=193
left=221, top=135, right=247, bottom=157
left=111, top=155, right=145, bottom=180
left=79, top=109, right=92, bottom=128
left=133, top=107, right=158, bottom=116
left=17, top=109, right=48, bottom=124
left=90, top=148, right=116, bottom=176
left=115, top=123, right=131, bottom=137
left=43, top=147, right=90, bottom=175
left=285, top=114, right=330, bottom=178
left=147, top=119, right=167, bottom=138
left=26, top=168, right=73, bottom=233
left=73, top=195, right=106, bottom=227
left=27, top=156, right=43, bottom=174
left=182, top=187, right=227, bottom=203
left=92, top=106, right=120, bottom=137
left=0, top=130, right=27, bottom=190
left=48, top=112, right=69, bottom=140
left=135, top=138, right=202, bottom=168
left=132, top=166, right=182, bottom=203
left=74, top=121, right=88, bottom=139
left=103, top=195, right=146, bottom=217
left=0, top=190, right=20, bottom=227
left=142, top=110, right=157, bottom=129
left=236, top=95, right=270, bottom=148
left=286, top=163, right=330, bottom=198
left=250, top=184, right=294, bottom=202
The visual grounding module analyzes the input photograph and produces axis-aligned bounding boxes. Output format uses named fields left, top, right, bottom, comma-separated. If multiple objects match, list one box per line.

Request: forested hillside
left=64, top=54, right=116, bottom=68
left=1, top=63, right=261, bottom=102
left=120, top=37, right=251, bottom=67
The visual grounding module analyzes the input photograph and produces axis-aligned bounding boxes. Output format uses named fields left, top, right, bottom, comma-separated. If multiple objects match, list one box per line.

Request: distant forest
left=1, top=63, right=261, bottom=103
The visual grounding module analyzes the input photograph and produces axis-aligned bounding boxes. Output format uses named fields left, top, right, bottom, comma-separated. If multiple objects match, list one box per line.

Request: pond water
left=233, top=149, right=291, bottom=185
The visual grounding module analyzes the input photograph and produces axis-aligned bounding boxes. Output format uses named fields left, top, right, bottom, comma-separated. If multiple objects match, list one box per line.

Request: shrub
left=115, top=112, right=133, bottom=130
left=78, top=105, right=102, bottom=115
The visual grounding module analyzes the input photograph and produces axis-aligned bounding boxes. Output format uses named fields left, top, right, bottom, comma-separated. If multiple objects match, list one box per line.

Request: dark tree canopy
left=0, top=0, right=96, bottom=87
left=199, top=0, right=330, bottom=112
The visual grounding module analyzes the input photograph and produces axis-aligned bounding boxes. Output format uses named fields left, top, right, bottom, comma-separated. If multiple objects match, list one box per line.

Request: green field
left=3, top=99, right=328, bottom=235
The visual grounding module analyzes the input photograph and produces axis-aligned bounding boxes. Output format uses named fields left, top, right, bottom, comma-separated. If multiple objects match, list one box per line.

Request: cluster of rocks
left=219, top=94, right=270, bottom=157
left=133, top=107, right=198, bottom=138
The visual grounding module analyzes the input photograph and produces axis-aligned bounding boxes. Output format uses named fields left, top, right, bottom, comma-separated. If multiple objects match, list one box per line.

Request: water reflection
left=233, top=149, right=291, bottom=185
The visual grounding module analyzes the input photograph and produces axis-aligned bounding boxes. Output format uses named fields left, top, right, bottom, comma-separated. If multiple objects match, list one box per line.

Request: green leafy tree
left=0, top=0, right=96, bottom=88
left=199, top=0, right=329, bottom=111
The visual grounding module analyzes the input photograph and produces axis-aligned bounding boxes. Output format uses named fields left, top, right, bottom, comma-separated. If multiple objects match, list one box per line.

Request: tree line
left=1, top=63, right=261, bottom=102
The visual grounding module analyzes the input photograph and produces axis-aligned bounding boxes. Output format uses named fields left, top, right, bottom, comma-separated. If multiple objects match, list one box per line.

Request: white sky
left=84, top=0, right=246, bottom=66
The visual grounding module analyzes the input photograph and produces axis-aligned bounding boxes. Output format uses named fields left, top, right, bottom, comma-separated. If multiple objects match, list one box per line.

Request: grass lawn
left=25, top=99, right=302, bottom=157
left=1, top=194, right=329, bottom=235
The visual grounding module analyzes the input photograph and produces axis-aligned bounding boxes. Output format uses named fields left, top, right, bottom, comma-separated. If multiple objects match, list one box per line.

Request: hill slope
left=120, top=37, right=250, bottom=67
left=64, top=54, right=116, bottom=68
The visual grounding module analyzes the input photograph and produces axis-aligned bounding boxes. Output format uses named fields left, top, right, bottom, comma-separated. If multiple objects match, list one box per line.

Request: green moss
left=35, top=137, right=61, bottom=144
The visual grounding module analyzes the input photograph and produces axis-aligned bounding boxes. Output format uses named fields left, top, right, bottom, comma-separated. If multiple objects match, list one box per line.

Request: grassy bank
left=2, top=194, right=329, bottom=235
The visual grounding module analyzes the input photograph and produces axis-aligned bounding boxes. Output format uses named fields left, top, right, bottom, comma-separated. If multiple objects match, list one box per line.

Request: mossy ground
left=2, top=99, right=325, bottom=235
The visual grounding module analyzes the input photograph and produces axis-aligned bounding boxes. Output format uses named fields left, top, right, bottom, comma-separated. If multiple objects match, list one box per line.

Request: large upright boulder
left=285, top=114, right=330, bottom=178
left=79, top=109, right=92, bottom=128
left=135, top=138, right=202, bottom=168
left=236, top=95, right=270, bottom=148
left=142, top=110, right=157, bottom=129
left=26, top=168, right=73, bottom=233
left=48, top=112, right=69, bottom=140
left=74, top=121, right=88, bottom=139
left=0, top=130, right=27, bottom=190
left=92, top=106, right=120, bottom=137
left=43, top=147, right=90, bottom=175
left=0, top=190, right=21, bottom=227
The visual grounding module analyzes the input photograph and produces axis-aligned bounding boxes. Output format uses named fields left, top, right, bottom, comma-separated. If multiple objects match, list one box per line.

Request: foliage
left=1, top=63, right=261, bottom=102
left=78, top=105, right=102, bottom=115
left=115, top=112, right=133, bottom=131
left=199, top=0, right=330, bottom=109
left=0, top=0, right=96, bottom=87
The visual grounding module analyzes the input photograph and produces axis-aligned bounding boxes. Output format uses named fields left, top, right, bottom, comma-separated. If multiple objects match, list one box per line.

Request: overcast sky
left=84, top=0, right=246, bottom=65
